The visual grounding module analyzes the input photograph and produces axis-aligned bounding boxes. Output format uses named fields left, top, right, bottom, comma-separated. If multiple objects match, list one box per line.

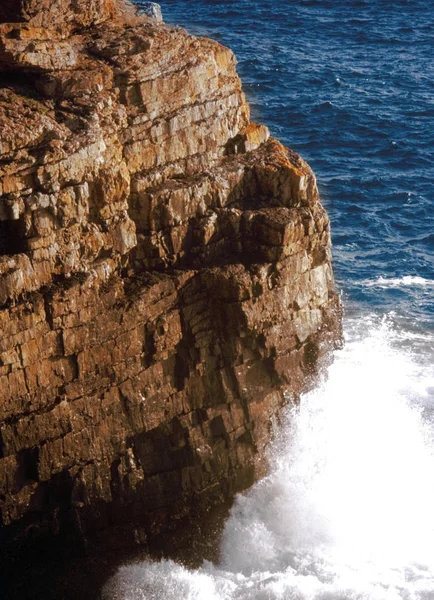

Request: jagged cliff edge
left=0, top=0, right=342, bottom=561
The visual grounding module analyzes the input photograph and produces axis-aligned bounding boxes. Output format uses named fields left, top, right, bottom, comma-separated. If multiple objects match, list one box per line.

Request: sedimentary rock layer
left=0, top=0, right=342, bottom=558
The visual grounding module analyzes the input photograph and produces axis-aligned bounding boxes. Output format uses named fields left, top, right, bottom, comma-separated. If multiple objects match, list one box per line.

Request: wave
left=362, top=275, right=434, bottom=288
left=103, top=317, right=434, bottom=600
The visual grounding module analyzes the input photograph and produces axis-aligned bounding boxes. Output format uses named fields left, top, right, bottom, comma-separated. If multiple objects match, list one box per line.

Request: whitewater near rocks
left=104, top=315, right=434, bottom=600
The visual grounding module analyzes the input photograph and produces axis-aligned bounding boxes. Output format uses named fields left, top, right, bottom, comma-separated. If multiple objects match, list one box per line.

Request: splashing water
left=103, top=316, right=434, bottom=600
left=363, top=276, right=434, bottom=289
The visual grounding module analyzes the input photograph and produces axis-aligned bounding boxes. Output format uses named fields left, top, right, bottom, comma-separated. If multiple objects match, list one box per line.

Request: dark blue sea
left=104, top=2, right=434, bottom=598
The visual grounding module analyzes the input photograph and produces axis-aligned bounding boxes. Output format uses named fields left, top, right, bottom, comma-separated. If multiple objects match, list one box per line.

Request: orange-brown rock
left=0, top=0, right=342, bottom=565
left=0, top=0, right=116, bottom=31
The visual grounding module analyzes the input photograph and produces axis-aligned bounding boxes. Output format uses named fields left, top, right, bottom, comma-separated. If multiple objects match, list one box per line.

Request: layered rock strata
left=0, top=0, right=342, bottom=560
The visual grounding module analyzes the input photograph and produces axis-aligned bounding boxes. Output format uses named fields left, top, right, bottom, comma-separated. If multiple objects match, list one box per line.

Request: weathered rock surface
left=0, top=0, right=342, bottom=563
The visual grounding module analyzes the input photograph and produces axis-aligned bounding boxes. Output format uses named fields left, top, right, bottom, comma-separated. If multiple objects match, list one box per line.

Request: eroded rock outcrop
left=0, top=0, right=342, bottom=561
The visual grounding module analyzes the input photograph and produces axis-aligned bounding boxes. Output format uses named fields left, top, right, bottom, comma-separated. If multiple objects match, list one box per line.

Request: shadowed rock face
left=0, top=0, right=342, bottom=565
left=0, top=0, right=116, bottom=29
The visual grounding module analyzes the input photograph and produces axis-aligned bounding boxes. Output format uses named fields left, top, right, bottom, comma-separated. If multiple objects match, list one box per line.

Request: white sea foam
left=103, top=317, right=434, bottom=600
left=363, top=276, right=434, bottom=288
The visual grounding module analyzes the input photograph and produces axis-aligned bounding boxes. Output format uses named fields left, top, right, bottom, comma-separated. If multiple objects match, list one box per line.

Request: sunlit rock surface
left=0, top=0, right=342, bottom=561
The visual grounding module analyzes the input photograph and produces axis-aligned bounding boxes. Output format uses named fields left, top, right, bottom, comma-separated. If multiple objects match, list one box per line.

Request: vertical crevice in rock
left=16, top=447, right=40, bottom=488
left=0, top=220, right=27, bottom=256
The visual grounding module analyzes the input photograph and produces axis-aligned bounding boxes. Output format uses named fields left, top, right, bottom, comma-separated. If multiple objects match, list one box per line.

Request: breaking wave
left=103, top=316, right=434, bottom=600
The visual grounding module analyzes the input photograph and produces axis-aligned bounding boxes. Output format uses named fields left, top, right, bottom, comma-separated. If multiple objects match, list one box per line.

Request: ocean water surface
left=105, top=1, right=434, bottom=598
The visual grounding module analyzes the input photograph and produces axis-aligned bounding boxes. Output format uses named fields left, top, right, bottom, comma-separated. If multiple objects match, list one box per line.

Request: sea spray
left=103, top=315, right=434, bottom=599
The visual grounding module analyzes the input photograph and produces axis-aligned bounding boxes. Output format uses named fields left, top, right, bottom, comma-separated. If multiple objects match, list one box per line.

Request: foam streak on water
left=103, top=316, right=434, bottom=600
left=363, top=276, right=434, bottom=289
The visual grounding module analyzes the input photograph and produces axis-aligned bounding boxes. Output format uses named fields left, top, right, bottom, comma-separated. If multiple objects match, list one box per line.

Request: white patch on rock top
left=137, top=2, right=163, bottom=22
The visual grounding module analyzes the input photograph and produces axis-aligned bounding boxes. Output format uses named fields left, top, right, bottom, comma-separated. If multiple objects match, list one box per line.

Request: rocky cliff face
left=0, top=0, right=342, bottom=561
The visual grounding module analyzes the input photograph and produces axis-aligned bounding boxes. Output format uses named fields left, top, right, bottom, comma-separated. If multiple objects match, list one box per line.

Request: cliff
left=0, top=0, right=342, bottom=566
